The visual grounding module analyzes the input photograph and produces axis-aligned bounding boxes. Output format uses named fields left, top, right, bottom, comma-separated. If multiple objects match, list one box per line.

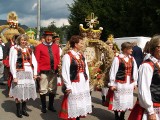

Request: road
left=0, top=84, right=137, bottom=120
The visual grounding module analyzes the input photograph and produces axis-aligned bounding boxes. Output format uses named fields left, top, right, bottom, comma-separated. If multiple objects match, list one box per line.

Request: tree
left=68, top=0, right=160, bottom=40
left=40, top=21, right=69, bottom=43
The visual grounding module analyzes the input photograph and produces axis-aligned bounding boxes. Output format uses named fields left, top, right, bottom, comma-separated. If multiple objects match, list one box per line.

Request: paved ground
left=0, top=83, right=137, bottom=120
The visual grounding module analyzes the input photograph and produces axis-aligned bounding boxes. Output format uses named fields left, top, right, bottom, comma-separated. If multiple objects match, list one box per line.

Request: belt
left=40, top=70, right=55, bottom=74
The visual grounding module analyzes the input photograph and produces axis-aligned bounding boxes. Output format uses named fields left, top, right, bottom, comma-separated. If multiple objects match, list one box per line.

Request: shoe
left=48, top=107, right=56, bottom=112
left=48, top=93, right=56, bottom=112
left=41, top=108, right=47, bottom=113
left=16, top=103, right=23, bottom=118
left=102, top=95, right=106, bottom=106
left=22, top=102, right=29, bottom=117
left=22, top=111, right=29, bottom=116
left=40, top=94, right=47, bottom=113
left=0, top=83, right=5, bottom=85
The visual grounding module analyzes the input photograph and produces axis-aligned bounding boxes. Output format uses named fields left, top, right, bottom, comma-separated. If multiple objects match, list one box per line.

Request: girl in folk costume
left=59, top=35, right=92, bottom=120
left=129, top=35, right=160, bottom=120
left=9, top=34, right=37, bottom=118
left=106, top=42, right=138, bottom=120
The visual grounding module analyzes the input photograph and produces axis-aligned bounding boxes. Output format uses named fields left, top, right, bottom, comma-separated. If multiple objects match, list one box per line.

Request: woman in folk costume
left=59, top=35, right=92, bottom=120
left=106, top=42, right=138, bottom=120
left=9, top=34, right=37, bottom=118
left=129, top=35, right=160, bottom=120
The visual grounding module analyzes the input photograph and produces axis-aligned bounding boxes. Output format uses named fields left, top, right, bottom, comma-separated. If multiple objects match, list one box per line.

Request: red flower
left=97, top=74, right=102, bottom=79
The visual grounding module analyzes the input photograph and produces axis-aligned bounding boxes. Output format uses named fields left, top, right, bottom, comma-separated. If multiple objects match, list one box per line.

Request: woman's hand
left=110, top=86, right=117, bottom=91
left=13, top=78, right=18, bottom=84
left=65, top=89, right=72, bottom=95
left=148, top=113, right=156, bottom=120
left=33, top=75, right=37, bottom=80
left=134, top=85, right=137, bottom=90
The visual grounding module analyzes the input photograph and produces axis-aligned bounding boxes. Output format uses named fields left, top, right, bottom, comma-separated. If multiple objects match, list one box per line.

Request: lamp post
left=37, top=0, right=41, bottom=40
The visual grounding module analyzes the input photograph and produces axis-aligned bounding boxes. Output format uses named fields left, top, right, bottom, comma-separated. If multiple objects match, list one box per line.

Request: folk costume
left=9, top=46, right=37, bottom=100
left=35, top=31, right=60, bottom=113
left=59, top=50, right=92, bottom=119
left=106, top=54, right=138, bottom=119
left=129, top=56, right=160, bottom=120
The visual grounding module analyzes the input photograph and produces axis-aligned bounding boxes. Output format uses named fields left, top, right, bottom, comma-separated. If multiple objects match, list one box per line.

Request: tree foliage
left=40, top=21, right=69, bottom=43
left=68, top=0, right=160, bottom=41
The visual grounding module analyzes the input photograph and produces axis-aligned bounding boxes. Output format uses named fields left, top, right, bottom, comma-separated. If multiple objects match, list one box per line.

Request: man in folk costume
left=106, top=42, right=138, bottom=120
left=129, top=35, right=160, bottom=120
left=35, top=31, right=60, bottom=113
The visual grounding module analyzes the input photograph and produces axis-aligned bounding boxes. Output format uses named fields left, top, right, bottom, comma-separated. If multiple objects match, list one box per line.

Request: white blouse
left=10, top=46, right=37, bottom=79
left=109, top=54, right=138, bottom=86
left=138, top=56, right=159, bottom=115
left=62, top=50, right=90, bottom=91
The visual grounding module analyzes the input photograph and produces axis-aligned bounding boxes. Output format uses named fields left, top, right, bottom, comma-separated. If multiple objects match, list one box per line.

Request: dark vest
left=68, top=52, right=88, bottom=82
left=145, top=59, right=160, bottom=103
left=16, top=48, right=33, bottom=70
left=115, top=56, right=134, bottom=83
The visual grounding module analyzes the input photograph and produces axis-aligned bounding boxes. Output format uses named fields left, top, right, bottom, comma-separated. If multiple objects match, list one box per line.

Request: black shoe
left=22, top=102, right=29, bottom=117
left=22, top=111, right=29, bottom=116
left=17, top=113, right=23, bottom=118
left=102, top=95, right=106, bottom=106
left=119, top=112, right=125, bottom=120
left=40, top=94, right=47, bottom=113
left=41, top=108, right=47, bottom=113
left=48, top=93, right=56, bottom=112
left=48, top=107, right=56, bottom=112
left=114, top=111, right=120, bottom=120
left=0, top=83, right=5, bottom=85
left=16, top=103, right=23, bottom=118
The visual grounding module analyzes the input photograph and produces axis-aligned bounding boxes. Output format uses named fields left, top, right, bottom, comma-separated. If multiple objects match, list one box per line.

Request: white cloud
left=0, top=0, right=74, bottom=27
left=32, top=3, right=37, bottom=11
left=19, top=15, right=37, bottom=27
left=19, top=16, right=69, bottom=28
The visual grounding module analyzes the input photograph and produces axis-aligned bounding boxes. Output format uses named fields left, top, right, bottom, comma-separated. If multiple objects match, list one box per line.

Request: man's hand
left=148, top=113, right=156, bottom=120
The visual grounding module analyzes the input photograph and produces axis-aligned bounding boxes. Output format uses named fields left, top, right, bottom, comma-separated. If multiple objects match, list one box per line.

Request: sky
left=0, top=0, right=74, bottom=27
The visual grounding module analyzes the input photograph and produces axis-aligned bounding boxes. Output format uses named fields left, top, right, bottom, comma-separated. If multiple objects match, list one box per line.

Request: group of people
left=0, top=31, right=92, bottom=120
left=0, top=30, right=160, bottom=120
left=104, top=36, right=160, bottom=120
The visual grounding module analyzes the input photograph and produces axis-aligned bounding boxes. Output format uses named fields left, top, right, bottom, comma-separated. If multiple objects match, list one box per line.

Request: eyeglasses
left=156, top=46, right=160, bottom=49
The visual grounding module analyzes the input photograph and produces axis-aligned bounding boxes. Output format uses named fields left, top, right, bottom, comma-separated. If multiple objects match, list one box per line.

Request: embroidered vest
left=144, top=59, right=160, bottom=103
left=115, top=56, right=134, bottom=83
left=16, top=48, right=33, bottom=70
left=68, top=51, right=88, bottom=82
